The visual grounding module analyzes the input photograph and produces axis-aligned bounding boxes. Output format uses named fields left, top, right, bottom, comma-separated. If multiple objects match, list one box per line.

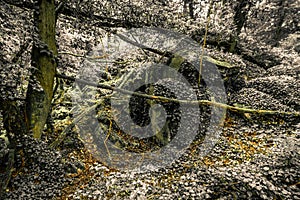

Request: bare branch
left=58, top=51, right=131, bottom=64
left=55, top=73, right=300, bottom=117
left=3, top=0, right=147, bottom=28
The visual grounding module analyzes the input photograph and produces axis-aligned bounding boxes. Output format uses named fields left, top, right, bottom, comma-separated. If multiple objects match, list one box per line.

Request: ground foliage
left=0, top=0, right=299, bottom=199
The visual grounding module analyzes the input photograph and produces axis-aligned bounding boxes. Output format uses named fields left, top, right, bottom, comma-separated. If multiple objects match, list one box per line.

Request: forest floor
left=1, top=1, right=300, bottom=199
left=2, top=43, right=300, bottom=199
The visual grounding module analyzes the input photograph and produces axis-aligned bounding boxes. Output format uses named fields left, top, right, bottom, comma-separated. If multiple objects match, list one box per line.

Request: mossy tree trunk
left=26, top=0, right=57, bottom=139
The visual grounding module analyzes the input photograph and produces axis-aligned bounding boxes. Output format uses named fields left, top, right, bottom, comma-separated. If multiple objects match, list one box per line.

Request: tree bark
left=25, top=0, right=57, bottom=139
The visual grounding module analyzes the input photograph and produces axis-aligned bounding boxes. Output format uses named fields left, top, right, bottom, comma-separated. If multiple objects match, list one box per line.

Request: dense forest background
left=0, top=0, right=299, bottom=199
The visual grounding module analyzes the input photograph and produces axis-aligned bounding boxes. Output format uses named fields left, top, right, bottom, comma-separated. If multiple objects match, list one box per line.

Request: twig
left=199, top=0, right=213, bottom=84
left=58, top=51, right=131, bottom=64
left=55, top=1, right=65, bottom=13
left=58, top=51, right=108, bottom=59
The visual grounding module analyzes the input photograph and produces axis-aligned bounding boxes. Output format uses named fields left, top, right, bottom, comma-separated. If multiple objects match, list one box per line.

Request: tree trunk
left=183, top=0, right=194, bottom=19
left=25, top=0, right=57, bottom=139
